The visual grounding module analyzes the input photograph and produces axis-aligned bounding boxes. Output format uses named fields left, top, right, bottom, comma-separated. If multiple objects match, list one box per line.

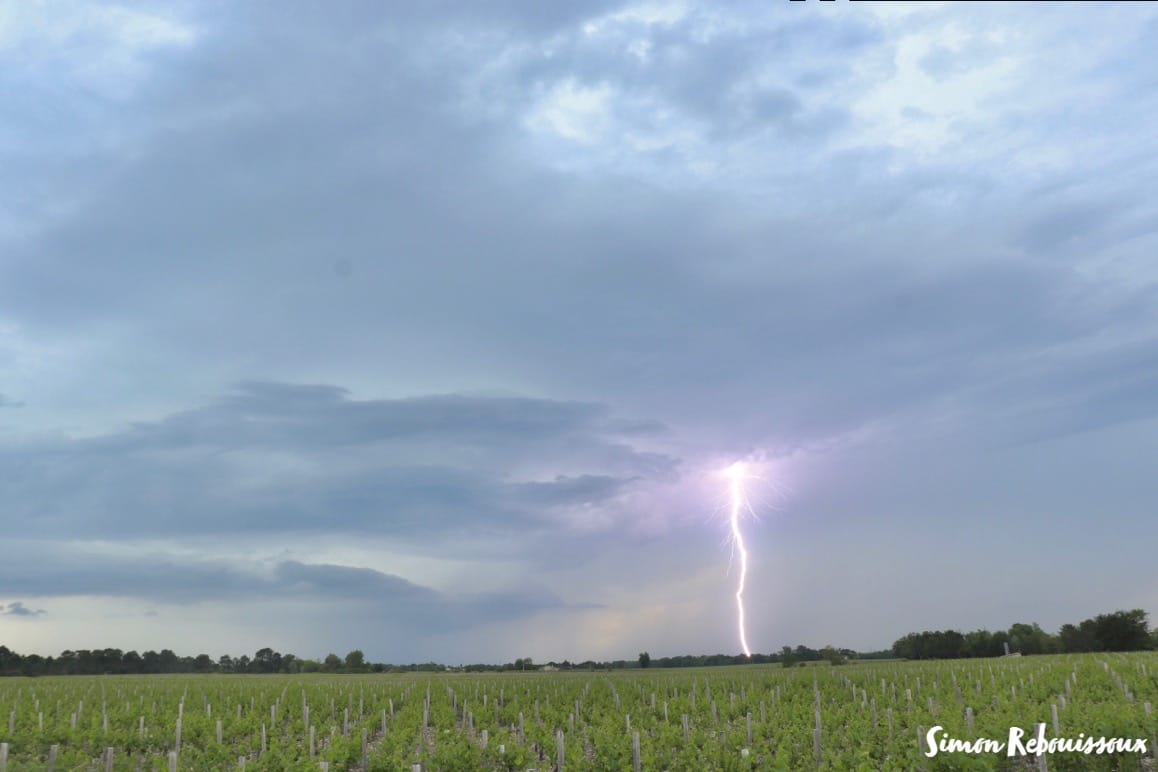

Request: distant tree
left=122, top=651, right=143, bottom=674
left=1008, top=623, right=1052, bottom=655
left=193, top=654, right=214, bottom=673
left=1092, top=610, right=1151, bottom=652
left=345, top=650, right=366, bottom=671
left=780, top=646, right=798, bottom=668
left=638, top=652, right=650, bottom=669
left=22, top=653, right=46, bottom=676
left=254, top=648, right=282, bottom=673
left=892, top=633, right=916, bottom=660
left=0, top=645, right=19, bottom=676
left=794, top=645, right=820, bottom=662
left=962, top=629, right=995, bottom=658
left=159, top=649, right=179, bottom=673
left=97, top=648, right=124, bottom=674
left=1058, top=623, right=1095, bottom=653
left=820, top=645, right=846, bottom=666
left=893, top=630, right=966, bottom=660
left=323, top=653, right=342, bottom=672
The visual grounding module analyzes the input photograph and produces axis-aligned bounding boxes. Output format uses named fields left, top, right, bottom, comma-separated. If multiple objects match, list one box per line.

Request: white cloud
left=583, top=1, right=689, bottom=36
left=0, top=1, right=196, bottom=102
left=841, top=21, right=1018, bottom=161
left=526, top=79, right=615, bottom=143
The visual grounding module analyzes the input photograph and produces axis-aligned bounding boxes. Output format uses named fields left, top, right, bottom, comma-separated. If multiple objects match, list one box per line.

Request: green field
left=0, top=653, right=1155, bottom=770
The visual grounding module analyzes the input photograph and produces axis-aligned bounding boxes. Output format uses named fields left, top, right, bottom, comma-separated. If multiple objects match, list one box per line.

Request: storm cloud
left=1, top=1, right=1156, bottom=662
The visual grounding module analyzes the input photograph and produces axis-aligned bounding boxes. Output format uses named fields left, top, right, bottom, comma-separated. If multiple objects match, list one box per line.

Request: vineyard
left=0, top=653, right=1155, bottom=770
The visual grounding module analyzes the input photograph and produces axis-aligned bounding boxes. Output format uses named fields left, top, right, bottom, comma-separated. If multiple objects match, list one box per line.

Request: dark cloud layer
left=2, top=384, right=673, bottom=549
left=1, top=602, right=46, bottom=618
left=0, top=547, right=566, bottom=634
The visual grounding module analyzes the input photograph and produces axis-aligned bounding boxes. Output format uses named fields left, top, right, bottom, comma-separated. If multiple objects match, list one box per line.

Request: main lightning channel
left=726, top=462, right=752, bottom=657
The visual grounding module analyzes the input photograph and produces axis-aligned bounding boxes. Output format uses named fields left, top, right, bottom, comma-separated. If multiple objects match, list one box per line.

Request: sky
left=1, top=0, right=1157, bottom=665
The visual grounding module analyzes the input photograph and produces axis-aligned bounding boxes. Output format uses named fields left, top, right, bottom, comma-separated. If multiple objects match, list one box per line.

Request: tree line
left=3, top=608, right=1151, bottom=677
left=0, top=644, right=883, bottom=677
left=0, top=646, right=416, bottom=677
left=891, top=609, right=1156, bottom=660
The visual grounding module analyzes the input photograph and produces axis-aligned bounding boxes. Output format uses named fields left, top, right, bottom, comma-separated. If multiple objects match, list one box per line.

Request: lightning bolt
left=725, top=461, right=752, bottom=657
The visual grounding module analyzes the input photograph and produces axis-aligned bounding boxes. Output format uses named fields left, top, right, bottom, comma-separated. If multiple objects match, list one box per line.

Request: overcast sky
left=2, top=0, right=1156, bottom=665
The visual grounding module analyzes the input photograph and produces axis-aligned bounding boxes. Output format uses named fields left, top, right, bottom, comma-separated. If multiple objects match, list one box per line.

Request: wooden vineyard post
left=815, top=709, right=822, bottom=764
left=103, top=748, right=114, bottom=772
left=682, top=714, right=689, bottom=743
left=1034, top=723, right=1048, bottom=772
left=632, top=731, right=641, bottom=772
left=362, top=727, right=369, bottom=768
left=966, top=706, right=974, bottom=731
left=0, top=742, right=7, bottom=772
left=47, top=745, right=59, bottom=772
left=309, top=725, right=316, bottom=760
left=747, top=712, right=753, bottom=746
left=168, top=750, right=178, bottom=772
